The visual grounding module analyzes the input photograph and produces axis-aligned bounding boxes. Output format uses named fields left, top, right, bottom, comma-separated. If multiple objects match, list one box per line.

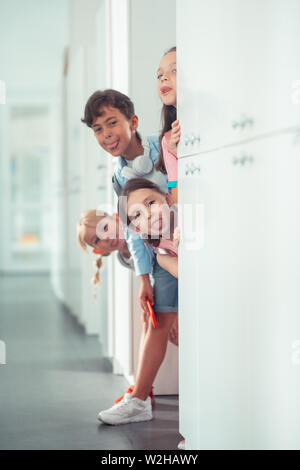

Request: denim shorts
left=150, top=256, right=178, bottom=314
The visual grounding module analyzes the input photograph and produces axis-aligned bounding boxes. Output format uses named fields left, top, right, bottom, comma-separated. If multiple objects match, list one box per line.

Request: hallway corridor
left=0, top=275, right=181, bottom=450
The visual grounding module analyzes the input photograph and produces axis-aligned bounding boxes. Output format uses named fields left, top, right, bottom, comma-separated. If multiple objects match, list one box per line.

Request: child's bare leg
left=138, top=313, right=150, bottom=362
left=141, top=313, right=177, bottom=350
left=132, top=312, right=178, bottom=400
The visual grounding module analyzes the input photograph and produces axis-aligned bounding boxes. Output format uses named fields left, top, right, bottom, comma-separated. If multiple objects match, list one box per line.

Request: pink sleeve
left=162, top=134, right=178, bottom=182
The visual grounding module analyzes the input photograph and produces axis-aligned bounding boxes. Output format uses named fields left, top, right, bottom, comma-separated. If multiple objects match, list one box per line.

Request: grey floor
left=0, top=274, right=182, bottom=450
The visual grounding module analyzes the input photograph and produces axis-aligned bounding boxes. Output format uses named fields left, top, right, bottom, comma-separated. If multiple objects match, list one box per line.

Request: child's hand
left=168, top=120, right=181, bottom=155
left=139, top=274, right=154, bottom=312
left=173, top=226, right=180, bottom=251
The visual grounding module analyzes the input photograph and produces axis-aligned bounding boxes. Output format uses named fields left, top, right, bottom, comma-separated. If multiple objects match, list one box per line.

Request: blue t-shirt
left=113, top=135, right=168, bottom=276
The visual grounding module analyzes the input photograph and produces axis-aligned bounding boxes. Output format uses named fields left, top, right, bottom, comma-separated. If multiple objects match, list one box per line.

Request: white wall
left=0, top=0, right=69, bottom=96
left=0, top=0, right=69, bottom=271
left=129, top=0, right=176, bottom=136
left=64, top=0, right=112, bottom=350
left=69, top=0, right=102, bottom=57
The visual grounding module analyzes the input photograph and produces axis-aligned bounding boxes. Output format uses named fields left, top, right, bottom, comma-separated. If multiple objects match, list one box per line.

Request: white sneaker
left=98, top=394, right=153, bottom=425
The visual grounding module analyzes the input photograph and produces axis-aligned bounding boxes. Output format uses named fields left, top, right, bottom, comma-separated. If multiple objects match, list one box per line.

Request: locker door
left=179, top=132, right=300, bottom=449
left=241, top=133, right=300, bottom=449
left=177, top=0, right=300, bottom=157
left=178, top=150, right=251, bottom=449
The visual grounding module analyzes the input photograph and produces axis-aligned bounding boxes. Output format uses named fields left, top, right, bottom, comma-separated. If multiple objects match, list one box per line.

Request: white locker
left=65, top=46, right=85, bottom=321
left=178, top=132, right=300, bottom=449
left=177, top=0, right=300, bottom=157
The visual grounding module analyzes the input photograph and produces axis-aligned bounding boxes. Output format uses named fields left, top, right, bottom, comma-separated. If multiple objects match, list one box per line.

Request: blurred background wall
left=0, top=0, right=177, bottom=391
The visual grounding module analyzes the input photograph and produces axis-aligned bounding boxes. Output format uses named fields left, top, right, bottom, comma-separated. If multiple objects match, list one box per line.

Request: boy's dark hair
left=81, top=88, right=136, bottom=128
left=118, top=178, right=166, bottom=246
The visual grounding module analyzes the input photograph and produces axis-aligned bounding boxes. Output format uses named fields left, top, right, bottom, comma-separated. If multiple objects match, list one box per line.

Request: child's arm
left=173, top=226, right=180, bottom=251
left=157, top=253, right=178, bottom=279
left=113, top=169, right=154, bottom=311
left=124, top=226, right=155, bottom=310
left=168, top=185, right=178, bottom=206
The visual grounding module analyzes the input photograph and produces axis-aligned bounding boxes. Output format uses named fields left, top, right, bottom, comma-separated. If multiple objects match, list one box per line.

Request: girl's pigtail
left=92, top=255, right=103, bottom=286
left=77, top=210, right=110, bottom=300
left=91, top=249, right=105, bottom=300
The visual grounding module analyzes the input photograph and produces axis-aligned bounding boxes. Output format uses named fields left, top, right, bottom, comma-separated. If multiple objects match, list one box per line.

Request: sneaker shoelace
left=114, top=385, right=154, bottom=405
left=113, top=399, right=131, bottom=410
left=113, top=395, right=144, bottom=411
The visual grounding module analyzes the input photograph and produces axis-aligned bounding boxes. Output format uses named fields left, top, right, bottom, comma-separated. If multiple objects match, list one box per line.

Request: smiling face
left=91, top=106, right=138, bottom=157
left=127, top=188, right=171, bottom=238
left=157, top=50, right=177, bottom=107
left=85, top=214, right=126, bottom=255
